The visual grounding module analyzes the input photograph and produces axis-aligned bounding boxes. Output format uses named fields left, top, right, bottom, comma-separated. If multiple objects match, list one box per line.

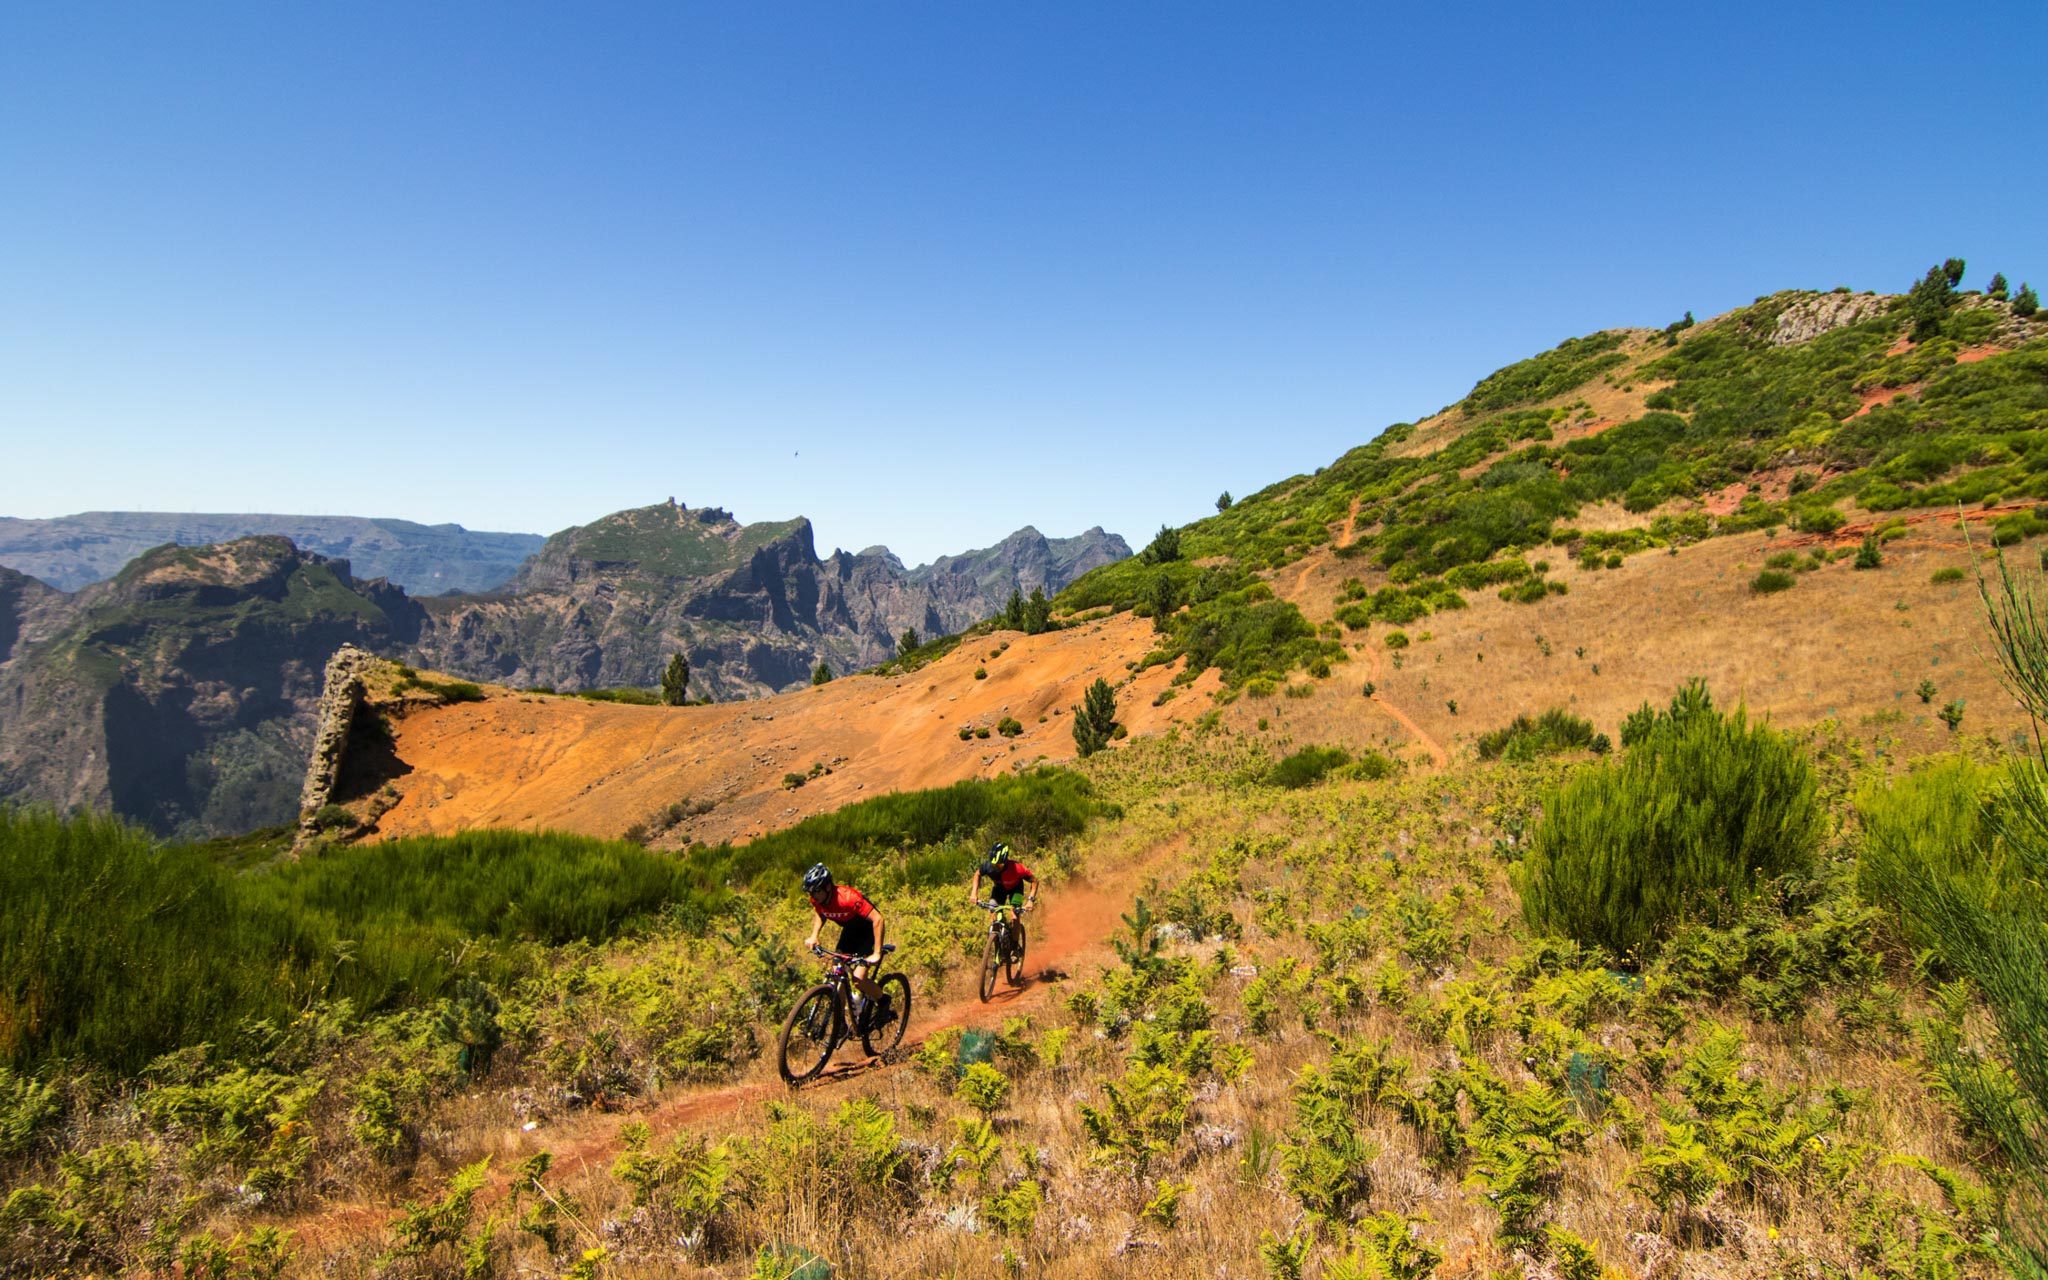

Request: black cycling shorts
left=837, top=918, right=876, bottom=958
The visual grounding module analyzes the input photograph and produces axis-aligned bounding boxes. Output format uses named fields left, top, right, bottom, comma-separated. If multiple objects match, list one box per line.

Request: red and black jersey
left=980, top=858, right=1035, bottom=895
left=811, top=885, right=876, bottom=924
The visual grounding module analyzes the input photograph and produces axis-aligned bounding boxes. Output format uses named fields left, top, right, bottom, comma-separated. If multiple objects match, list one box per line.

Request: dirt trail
left=1288, top=498, right=1363, bottom=600
left=288, top=837, right=1176, bottom=1254
left=1358, top=642, right=1448, bottom=768
left=1305, top=498, right=1449, bottom=768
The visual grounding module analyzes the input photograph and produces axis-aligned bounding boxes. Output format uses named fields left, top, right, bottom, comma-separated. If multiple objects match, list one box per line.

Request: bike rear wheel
left=777, top=985, right=840, bottom=1084
left=978, top=927, right=1000, bottom=1002
left=860, top=972, right=912, bottom=1058
left=1005, top=917, right=1027, bottom=986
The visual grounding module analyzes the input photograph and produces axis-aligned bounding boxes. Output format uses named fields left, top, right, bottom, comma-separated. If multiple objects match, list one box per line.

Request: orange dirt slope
left=367, top=612, right=1215, bottom=846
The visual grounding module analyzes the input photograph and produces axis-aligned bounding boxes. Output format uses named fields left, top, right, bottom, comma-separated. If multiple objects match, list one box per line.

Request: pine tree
left=1148, top=574, right=1178, bottom=634
left=1216, top=492, right=1233, bottom=512
left=1989, top=272, right=2010, bottom=301
left=811, top=661, right=833, bottom=686
left=1073, top=677, right=1117, bottom=757
left=2015, top=283, right=2040, bottom=318
left=1942, top=257, right=1967, bottom=288
left=899, top=627, right=920, bottom=655
left=660, top=653, right=689, bottom=706
left=1143, top=525, right=1182, bottom=564
left=1023, top=587, right=1053, bottom=635
left=1000, top=590, right=1026, bottom=632
left=1907, top=262, right=1958, bottom=340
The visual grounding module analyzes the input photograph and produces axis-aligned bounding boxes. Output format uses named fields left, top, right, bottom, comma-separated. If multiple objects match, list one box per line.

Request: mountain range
left=0, top=507, right=1127, bottom=836
left=0, top=512, right=545, bottom=595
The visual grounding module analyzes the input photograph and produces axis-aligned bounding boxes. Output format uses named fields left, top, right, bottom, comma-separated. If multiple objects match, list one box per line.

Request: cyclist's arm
left=1024, top=871, right=1038, bottom=909
left=867, top=910, right=886, bottom=963
left=805, top=911, right=823, bottom=952
left=969, top=868, right=983, bottom=903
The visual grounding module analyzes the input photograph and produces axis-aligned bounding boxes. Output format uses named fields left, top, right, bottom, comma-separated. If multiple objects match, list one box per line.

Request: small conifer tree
left=1143, top=525, right=1182, bottom=564
left=1855, top=534, right=1883, bottom=570
left=1148, top=574, right=1178, bottom=633
left=660, top=653, right=690, bottom=706
left=1000, top=590, right=1026, bottom=632
left=1073, top=677, right=1117, bottom=757
left=1989, top=271, right=2010, bottom=301
left=1216, top=492, right=1233, bottom=511
left=811, top=661, right=833, bottom=686
left=1907, top=261, right=1959, bottom=339
left=2015, top=283, right=2040, bottom=318
left=899, top=627, right=920, bottom=655
left=1023, top=587, right=1053, bottom=635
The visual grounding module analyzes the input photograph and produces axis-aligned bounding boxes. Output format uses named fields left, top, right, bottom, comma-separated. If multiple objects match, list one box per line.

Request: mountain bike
left=975, top=900, right=1028, bottom=1001
left=776, top=943, right=911, bottom=1084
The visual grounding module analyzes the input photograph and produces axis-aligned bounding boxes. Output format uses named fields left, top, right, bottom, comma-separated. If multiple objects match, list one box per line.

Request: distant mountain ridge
left=0, top=512, right=545, bottom=595
left=416, top=502, right=1130, bottom=698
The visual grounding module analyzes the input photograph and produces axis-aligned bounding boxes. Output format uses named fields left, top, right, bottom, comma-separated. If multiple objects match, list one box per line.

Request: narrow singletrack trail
left=287, top=837, right=1181, bottom=1254
left=1306, top=497, right=1446, bottom=768
left=1359, top=642, right=1448, bottom=768
left=1290, top=497, right=1364, bottom=599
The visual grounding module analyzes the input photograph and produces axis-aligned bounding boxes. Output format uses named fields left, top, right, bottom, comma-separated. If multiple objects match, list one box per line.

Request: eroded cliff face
left=0, top=540, right=426, bottom=836
left=412, top=503, right=1129, bottom=699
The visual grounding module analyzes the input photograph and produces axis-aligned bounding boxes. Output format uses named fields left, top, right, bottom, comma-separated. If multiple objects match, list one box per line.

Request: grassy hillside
left=1058, top=266, right=2046, bottom=689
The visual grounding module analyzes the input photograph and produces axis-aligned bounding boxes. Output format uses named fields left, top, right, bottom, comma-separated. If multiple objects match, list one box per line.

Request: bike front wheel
left=861, top=972, right=912, bottom=1059
left=777, top=985, right=841, bottom=1084
left=978, top=928, right=1000, bottom=1002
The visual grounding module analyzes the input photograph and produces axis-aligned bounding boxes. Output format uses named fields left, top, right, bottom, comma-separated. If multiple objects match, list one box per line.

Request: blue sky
left=3, top=3, right=2043, bottom=565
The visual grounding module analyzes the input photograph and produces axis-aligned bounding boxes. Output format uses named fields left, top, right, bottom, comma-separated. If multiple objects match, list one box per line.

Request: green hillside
left=1060, top=265, right=2046, bottom=679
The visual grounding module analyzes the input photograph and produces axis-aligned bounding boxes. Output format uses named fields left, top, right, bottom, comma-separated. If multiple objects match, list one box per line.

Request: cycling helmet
left=802, top=863, right=834, bottom=895
left=989, top=841, right=1011, bottom=862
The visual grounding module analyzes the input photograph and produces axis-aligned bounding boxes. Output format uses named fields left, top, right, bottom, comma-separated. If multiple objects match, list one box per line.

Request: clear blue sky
left=3, top=3, right=2042, bottom=565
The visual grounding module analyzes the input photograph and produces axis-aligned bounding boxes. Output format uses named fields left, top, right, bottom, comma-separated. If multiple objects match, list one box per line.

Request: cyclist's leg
left=839, top=919, right=885, bottom=1002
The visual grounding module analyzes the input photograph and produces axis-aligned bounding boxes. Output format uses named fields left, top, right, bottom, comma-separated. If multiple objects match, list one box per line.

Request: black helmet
left=802, top=863, right=834, bottom=895
left=989, top=841, right=1011, bottom=862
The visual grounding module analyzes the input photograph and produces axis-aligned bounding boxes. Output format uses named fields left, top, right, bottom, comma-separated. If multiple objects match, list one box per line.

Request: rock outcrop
left=412, top=503, right=1129, bottom=700
left=1771, top=292, right=1890, bottom=345
left=295, top=645, right=378, bottom=846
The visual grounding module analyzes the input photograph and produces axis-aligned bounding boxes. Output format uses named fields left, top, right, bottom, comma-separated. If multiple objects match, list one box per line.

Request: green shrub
left=1515, top=684, right=1823, bottom=960
left=996, top=717, right=1023, bottom=738
left=1931, top=567, right=1967, bottom=584
left=0, top=810, right=694, bottom=1071
left=1751, top=570, right=1796, bottom=594
left=1268, top=747, right=1352, bottom=789
left=1860, top=562, right=2048, bottom=1263
left=1855, top=535, right=1884, bottom=570
left=1476, top=709, right=1597, bottom=762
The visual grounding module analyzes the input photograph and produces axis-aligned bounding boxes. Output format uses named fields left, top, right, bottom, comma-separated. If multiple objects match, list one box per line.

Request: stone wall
left=294, top=645, right=376, bottom=848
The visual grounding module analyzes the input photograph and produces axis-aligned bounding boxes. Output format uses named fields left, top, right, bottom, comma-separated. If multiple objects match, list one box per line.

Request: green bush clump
left=1859, top=560, right=2048, bottom=1261
left=1267, top=746, right=1352, bottom=789
left=1751, top=570, right=1796, bottom=594
left=572, top=686, right=662, bottom=706
left=1931, top=567, right=1967, bottom=584
left=1465, top=332, right=1628, bottom=412
left=701, top=770, right=1114, bottom=899
left=1516, top=684, right=1823, bottom=961
left=1475, top=709, right=1597, bottom=762
left=0, top=809, right=696, bottom=1071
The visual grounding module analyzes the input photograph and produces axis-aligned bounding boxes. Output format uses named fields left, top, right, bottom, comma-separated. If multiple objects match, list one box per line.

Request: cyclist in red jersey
left=970, top=841, right=1037, bottom=918
left=802, top=863, right=888, bottom=1009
